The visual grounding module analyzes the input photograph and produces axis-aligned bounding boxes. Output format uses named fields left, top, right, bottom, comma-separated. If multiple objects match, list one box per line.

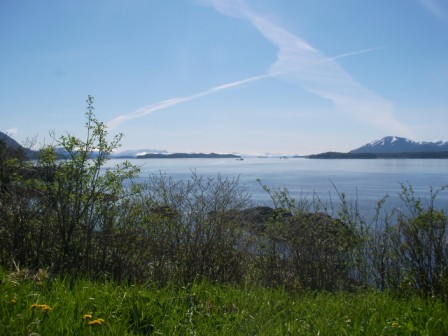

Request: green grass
left=1, top=270, right=447, bottom=335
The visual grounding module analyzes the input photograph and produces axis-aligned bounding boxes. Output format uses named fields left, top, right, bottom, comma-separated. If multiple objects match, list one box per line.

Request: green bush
left=0, top=96, right=140, bottom=278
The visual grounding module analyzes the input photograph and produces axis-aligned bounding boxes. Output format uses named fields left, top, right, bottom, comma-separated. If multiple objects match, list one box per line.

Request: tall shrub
left=391, top=185, right=448, bottom=296
left=0, top=96, right=140, bottom=276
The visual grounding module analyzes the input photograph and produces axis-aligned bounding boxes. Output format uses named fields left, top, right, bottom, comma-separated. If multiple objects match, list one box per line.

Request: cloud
left=4, top=127, right=18, bottom=136
left=206, top=0, right=413, bottom=137
left=109, top=0, right=412, bottom=138
left=108, top=97, right=190, bottom=129
left=420, top=0, right=448, bottom=22
left=107, top=73, right=269, bottom=129
left=107, top=49, right=381, bottom=130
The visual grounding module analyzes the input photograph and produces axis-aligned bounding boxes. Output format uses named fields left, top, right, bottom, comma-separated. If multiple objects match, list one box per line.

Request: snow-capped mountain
left=111, top=149, right=168, bottom=157
left=350, top=136, right=448, bottom=154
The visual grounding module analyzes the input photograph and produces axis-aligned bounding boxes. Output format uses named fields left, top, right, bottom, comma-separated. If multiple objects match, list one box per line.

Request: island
left=136, top=153, right=242, bottom=159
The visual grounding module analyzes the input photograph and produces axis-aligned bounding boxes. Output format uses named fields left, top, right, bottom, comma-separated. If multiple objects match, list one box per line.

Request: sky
left=1, top=0, right=447, bottom=155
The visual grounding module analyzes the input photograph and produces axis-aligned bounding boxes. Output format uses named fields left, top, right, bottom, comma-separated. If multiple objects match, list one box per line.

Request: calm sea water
left=106, top=158, right=448, bottom=213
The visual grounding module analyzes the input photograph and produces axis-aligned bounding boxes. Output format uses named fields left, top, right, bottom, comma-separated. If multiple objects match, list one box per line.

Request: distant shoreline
left=134, top=153, right=242, bottom=159
left=307, top=151, right=448, bottom=159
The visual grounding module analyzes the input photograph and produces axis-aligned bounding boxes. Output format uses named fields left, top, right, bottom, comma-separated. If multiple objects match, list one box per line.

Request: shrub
left=0, top=96, right=140, bottom=278
left=250, top=183, right=359, bottom=290
left=134, top=171, right=252, bottom=285
left=391, top=185, right=448, bottom=296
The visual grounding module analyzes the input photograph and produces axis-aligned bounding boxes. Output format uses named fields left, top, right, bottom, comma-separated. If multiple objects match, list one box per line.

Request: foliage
left=391, top=185, right=448, bottom=296
left=1, top=96, right=448, bottom=300
left=131, top=171, right=252, bottom=285
left=254, top=181, right=359, bottom=290
left=0, top=96, right=139, bottom=277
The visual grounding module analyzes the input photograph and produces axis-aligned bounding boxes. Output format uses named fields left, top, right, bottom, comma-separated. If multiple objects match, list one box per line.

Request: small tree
left=0, top=96, right=140, bottom=276
left=38, top=96, right=140, bottom=274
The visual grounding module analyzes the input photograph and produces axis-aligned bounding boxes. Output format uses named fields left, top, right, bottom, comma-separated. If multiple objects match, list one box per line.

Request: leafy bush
left=0, top=96, right=139, bottom=277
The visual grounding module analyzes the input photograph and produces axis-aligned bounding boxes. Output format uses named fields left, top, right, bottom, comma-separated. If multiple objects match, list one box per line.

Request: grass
left=1, top=269, right=447, bottom=335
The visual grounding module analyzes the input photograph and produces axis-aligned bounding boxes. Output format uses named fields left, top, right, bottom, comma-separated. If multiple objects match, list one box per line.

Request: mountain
left=350, top=136, right=448, bottom=154
left=0, top=131, right=22, bottom=149
left=0, top=131, right=37, bottom=158
left=137, top=152, right=242, bottom=159
left=112, top=149, right=168, bottom=158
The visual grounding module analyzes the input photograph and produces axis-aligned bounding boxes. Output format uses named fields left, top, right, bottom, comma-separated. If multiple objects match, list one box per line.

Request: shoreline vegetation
left=1, top=98, right=448, bottom=334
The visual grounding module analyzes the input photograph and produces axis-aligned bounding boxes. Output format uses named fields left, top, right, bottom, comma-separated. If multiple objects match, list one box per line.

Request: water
left=106, top=157, right=448, bottom=213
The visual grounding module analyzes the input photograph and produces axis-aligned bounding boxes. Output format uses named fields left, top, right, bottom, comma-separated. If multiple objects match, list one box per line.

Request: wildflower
left=38, top=304, right=52, bottom=312
left=10, top=299, right=17, bottom=305
left=30, top=303, right=52, bottom=312
left=83, top=314, right=93, bottom=320
left=391, top=322, right=399, bottom=328
left=88, top=318, right=105, bottom=326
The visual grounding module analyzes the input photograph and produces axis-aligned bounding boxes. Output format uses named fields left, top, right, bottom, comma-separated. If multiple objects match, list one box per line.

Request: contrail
left=205, top=0, right=413, bottom=137
left=107, top=47, right=382, bottom=129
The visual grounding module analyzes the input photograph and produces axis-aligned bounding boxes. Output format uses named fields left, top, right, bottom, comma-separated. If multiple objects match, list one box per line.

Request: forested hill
left=0, top=131, right=21, bottom=149
left=0, top=132, right=37, bottom=158
left=307, top=151, right=448, bottom=159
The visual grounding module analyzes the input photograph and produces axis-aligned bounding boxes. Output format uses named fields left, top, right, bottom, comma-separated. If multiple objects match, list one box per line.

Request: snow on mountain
left=112, top=149, right=168, bottom=157
left=350, top=136, right=448, bottom=154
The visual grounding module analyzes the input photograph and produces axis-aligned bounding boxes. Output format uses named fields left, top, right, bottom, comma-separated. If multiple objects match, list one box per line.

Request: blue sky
left=1, top=0, right=447, bottom=155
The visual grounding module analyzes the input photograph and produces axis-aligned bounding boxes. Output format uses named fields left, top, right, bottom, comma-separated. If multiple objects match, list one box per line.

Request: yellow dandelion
left=88, top=319, right=105, bottom=326
left=83, top=314, right=93, bottom=320
left=31, top=304, right=52, bottom=312
left=10, top=299, right=17, bottom=305
left=391, top=322, right=399, bottom=328
left=38, top=304, right=52, bottom=312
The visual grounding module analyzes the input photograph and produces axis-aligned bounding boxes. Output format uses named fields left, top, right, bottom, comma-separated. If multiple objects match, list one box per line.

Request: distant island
left=307, top=151, right=448, bottom=159
left=136, top=153, right=242, bottom=159
left=2, top=131, right=448, bottom=160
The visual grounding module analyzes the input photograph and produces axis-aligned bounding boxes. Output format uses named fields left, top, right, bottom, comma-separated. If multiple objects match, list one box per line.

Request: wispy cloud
left=207, top=0, right=413, bottom=137
left=107, top=48, right=382, bottom=129
left=109, top=0, right=412, bottom=137
left=107, top=73, right=269, bottom=129
left=420, top=0, right=448, bottom=22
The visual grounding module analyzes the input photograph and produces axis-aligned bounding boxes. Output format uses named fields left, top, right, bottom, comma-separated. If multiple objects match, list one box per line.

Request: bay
left=106, top=158, right=448, bottom=214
